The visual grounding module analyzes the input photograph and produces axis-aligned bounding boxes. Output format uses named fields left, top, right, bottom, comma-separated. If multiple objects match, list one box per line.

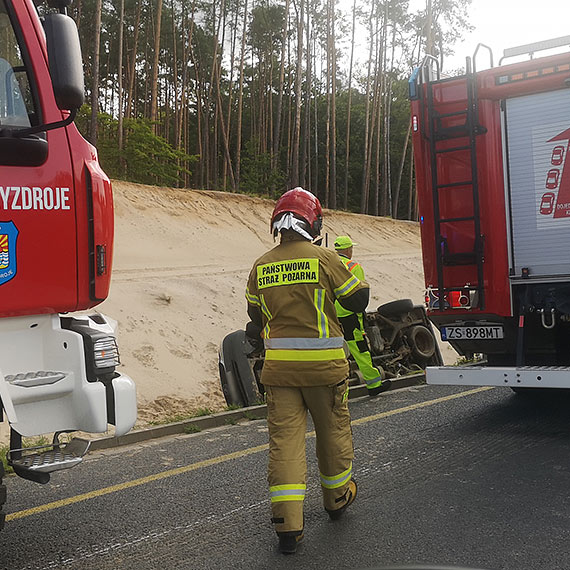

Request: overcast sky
left=440, top=0, right=570, bottom=72
left=338, top=0, right=570, bottom=77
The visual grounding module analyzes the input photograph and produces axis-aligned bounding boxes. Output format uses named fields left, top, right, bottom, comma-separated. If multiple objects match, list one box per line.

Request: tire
left=364, top=325, right=384, bottom=355
left=0, top=461, right=5, bottom=531
left=377, top=298, right=414, bottom=318
left=219, top=330, right=262, bottom=407
left=219, top=361, right=245, bottom=407
left=407, top=325, right=436, bottom=362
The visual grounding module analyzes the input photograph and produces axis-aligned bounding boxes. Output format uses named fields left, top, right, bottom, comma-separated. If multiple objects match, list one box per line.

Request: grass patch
left=148, top=413, right=192, bottom=426
left=243, top=411, right=261, bottom=421
left=147, top=407, right=218, bottom=426
left=455, top=354, right=484, bottom=366
left=184, top=425, right=202, bottom=434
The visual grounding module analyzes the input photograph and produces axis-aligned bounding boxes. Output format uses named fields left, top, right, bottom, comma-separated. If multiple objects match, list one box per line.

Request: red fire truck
left=409, top=36, right=570, bottom=390
left=0, top=0, right=136, bottom=528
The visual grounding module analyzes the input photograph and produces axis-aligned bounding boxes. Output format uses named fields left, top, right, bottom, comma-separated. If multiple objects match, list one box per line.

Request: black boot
left=368, top=379, right=392, bottom=397
left=326, top=479, right=358, bottom=520
left=277, top=530, right=304, bottom=554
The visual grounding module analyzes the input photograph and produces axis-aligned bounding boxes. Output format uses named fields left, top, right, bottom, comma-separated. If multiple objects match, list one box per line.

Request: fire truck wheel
left=408, top=325, right=436, bottom=362
left=377, top=299, right=414, bottom=318
left=0, top=462, right=5, bottom=531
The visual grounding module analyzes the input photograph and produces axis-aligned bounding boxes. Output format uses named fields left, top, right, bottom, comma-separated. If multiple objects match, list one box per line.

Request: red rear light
left=449, top=291, right=462, bottom=308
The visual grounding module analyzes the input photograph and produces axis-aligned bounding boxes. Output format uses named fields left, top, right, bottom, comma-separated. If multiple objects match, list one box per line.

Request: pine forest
left=62, top=0, right=473, bottom=219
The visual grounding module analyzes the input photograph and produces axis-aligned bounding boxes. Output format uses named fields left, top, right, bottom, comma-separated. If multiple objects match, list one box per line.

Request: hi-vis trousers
left=265, top=380, right=354, bottom=533
left=339, top=313, right=383, bottom=390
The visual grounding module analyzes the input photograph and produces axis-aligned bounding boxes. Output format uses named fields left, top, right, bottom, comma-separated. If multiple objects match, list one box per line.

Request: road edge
left=89, top=373, right=425, bottom=451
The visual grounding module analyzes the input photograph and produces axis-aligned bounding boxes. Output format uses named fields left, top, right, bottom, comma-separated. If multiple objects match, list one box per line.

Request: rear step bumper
left=8, top=438, right=91, bottom=484
left=427, top=365, right=570, bottom=388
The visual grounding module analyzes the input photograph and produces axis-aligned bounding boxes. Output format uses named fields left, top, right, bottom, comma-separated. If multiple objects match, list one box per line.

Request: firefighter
left=333, top=235, right=392, bottom=397
left=245, top=188, right=368, bottom=554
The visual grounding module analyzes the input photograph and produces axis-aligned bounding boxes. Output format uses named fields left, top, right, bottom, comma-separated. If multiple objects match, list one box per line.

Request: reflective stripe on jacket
left=335, top=255, right=366, bottom=318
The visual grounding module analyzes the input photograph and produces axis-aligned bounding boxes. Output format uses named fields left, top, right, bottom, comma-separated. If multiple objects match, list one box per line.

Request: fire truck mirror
left=43, top=13, right=84, bottom=111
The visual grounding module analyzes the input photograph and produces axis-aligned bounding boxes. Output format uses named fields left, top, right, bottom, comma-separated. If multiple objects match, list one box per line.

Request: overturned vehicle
left=219, top=298, right=443, bottom=407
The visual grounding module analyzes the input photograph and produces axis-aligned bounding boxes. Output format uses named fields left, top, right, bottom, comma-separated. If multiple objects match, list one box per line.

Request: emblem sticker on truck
left=535, top=127, right=570, bottom=226
left=0, top=221, right=18, bottom=285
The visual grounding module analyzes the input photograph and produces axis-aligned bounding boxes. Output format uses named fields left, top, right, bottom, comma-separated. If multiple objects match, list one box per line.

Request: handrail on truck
left=469, top=43, right=494, bottom=74
left=408, top=54, right=440, bottom=99
left=498, top=35, right=570, bottom=65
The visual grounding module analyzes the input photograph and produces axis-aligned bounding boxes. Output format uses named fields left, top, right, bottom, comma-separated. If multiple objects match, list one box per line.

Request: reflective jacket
left=246, top=237, right=369, bottom=386
left=335, top=255, right=366, bottom=318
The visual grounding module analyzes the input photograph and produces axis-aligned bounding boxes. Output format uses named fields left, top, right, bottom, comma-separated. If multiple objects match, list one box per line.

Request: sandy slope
left=91, top=181, right=456, bottom=428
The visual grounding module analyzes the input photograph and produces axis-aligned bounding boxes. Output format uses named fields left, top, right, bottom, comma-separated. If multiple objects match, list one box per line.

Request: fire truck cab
left=0, top=0, right=136, bottom=527
left=409, top=36, right=570, bottom=390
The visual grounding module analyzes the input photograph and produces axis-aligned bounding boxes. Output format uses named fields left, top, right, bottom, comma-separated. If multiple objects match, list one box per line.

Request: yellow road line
left=6, top=386, right=492, bottom=522
left=351, top=386, right=493, bottom=426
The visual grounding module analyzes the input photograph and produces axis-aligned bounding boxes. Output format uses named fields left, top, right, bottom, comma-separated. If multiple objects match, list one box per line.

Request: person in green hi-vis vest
left=333, top=235, right=392, bottom=397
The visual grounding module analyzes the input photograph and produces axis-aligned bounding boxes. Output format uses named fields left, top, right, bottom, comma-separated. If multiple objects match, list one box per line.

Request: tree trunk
left=329, top=0, right=337, bottom=209
left=291, top=0, right=304, bottom=189
left=300, top=0, right=311, bottom=189
left=117, top=0, right=125, bottom=159
left=393, top=119, right=412, bottom=219
left=343, top=0, right=357, bottom=210
left=235, top=0, right=248, bottom=190
left=150, top=0, right=163, bottom=133
left=274, top=0, right=291, bottom=171
left=360, top=3, right=375, bottom=214
left=324, top=0, right=331, bottom=207
left=89, top=0, right=102, bottom=146
left=407, top=150, right=415, bottom=220
left=125, top=0, right=141, bottom=120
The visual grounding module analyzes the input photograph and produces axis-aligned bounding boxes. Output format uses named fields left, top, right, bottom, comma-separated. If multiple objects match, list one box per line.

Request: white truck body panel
left=0, top=314, right=136, bottom=437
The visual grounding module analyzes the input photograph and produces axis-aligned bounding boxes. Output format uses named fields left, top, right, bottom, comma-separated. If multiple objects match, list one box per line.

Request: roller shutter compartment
left=506, top=89, right=570, bottom=278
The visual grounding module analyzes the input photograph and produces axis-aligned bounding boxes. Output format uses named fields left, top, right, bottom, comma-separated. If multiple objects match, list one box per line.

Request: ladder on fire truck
left=421, top=56, right=486, bottom=311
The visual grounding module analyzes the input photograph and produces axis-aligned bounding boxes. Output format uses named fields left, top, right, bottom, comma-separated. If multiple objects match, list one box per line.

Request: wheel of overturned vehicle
left=219, top=362, right=244, bottom=407
left=0, top=462, right=5, bottom=531
left=219, top=330, right=263, bottom=407
left=377, top=298, right=414, bottom=318
left=364, top=325, right=384, bottom=354
left=408, top=325, right=436, bottom=363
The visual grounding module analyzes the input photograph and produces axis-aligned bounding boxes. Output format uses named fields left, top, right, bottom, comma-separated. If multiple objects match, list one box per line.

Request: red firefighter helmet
left=271, top=187, right=323, bottom=237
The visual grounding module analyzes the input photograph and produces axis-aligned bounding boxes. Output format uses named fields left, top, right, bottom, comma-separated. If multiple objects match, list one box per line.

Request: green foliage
left=120, top=119, right=195, bottom=186
left=75, top=106, right=198, bottom=188
left=243, top=411, right=262, bottom=421
left=193, top=407, right=215, bottom=417
left=239, top=139, right=285, bottom=196
left=70, top=0, right=475, bottom=216
left=455, top=354, right=484, bottom=366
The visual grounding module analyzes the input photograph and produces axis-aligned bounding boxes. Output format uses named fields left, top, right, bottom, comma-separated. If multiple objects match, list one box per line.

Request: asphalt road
left=1, top=383, right=569, bottom=570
